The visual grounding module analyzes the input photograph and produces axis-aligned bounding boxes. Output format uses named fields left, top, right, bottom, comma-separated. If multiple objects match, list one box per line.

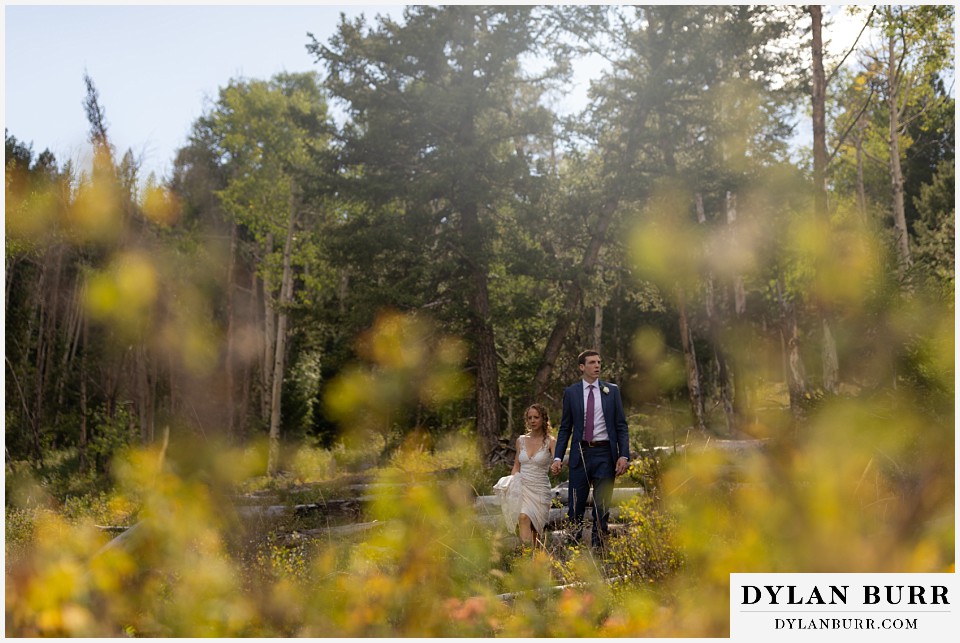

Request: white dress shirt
left=581, top=379, right=609, bottom=441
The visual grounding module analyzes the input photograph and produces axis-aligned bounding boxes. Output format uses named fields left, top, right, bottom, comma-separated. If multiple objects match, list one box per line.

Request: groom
left=551, top=350, right=630, bottom=550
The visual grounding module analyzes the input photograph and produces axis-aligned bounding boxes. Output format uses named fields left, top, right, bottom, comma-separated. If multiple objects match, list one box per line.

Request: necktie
left=584, top=385, right=595, bottom=442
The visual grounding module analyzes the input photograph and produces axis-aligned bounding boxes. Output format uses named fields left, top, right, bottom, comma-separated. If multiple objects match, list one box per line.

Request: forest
left=5, top=5, right=955, bottom=637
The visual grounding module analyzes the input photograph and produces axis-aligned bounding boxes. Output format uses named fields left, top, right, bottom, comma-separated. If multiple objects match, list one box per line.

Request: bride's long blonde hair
left=523, top=403, right=553, bottom=451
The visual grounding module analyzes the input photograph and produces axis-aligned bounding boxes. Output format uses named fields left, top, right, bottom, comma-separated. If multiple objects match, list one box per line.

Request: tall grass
left=7, top=300, right=953, bottom=636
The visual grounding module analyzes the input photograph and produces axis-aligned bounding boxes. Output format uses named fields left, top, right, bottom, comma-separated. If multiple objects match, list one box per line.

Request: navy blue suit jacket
left=554, top=379, right=630, bottom=469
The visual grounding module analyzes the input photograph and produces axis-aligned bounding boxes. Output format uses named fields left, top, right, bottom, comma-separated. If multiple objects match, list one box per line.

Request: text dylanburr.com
left=730, top=573, right=957, bottom=640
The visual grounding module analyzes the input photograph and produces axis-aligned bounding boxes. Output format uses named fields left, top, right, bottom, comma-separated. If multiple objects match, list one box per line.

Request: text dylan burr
left=741, top=584, right=949, bottom=606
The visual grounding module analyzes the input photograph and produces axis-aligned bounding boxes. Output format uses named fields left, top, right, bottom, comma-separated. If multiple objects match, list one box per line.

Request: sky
left=4, top=3, right=407, bottom=180
left=4, top=3, right=878, bottom=182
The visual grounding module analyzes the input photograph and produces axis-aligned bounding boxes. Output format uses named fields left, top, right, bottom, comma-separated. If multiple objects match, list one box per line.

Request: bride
left=500, top=403, right=557, bottom=547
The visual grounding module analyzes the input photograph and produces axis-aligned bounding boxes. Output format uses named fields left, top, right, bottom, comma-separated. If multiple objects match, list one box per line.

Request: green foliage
left=87, top=404, right=135, bottom=470
left=608, top=455, right=685, bottom=583
left=463, top=458, right=513, bottom=497
left=831, top=6, right=954, bottom=283
left=608, top=495, right=683, bottom=583
left=4, top=506, right=37, bottom=564
left=625, top=455, right=663, bottom=494
left=286, top=444, right=338, bottom=483
left=59, top=491, right=135, bottom=526
left=912, top=158, right=955, bottom=294
left=206, top=72, right=329, bottom=240
left=251, top=534, right=312, bottom=584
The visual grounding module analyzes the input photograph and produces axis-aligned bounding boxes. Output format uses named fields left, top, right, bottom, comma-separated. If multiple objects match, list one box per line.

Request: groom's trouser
left=567, top=443, right=615, bottom=547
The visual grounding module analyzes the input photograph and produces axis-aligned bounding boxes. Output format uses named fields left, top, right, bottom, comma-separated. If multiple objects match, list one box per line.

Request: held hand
left=615, top=457, right=629, bottom=476
left=550, top=460, right=562, bottom=475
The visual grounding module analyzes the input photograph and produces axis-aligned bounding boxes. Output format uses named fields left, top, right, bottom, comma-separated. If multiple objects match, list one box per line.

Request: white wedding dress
left=497, top=435, right=553, bottom=534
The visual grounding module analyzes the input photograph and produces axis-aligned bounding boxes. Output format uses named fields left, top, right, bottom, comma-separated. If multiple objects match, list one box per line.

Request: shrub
left=607, top=495, right=683, bottom=583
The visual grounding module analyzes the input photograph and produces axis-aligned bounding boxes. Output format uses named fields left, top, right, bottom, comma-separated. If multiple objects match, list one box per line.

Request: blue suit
left=554, top=379, right=630, bottom=547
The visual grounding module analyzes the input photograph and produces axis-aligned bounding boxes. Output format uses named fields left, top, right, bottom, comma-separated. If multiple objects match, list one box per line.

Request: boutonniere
left=602, top=386, right=610, bottom=395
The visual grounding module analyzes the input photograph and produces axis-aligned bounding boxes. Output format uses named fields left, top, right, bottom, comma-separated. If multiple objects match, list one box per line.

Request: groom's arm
left=613, top=385, right=630, bottom=473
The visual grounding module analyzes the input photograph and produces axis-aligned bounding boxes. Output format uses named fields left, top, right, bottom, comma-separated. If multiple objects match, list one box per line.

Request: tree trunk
left=102, top=353, right=123, bottom=422
left=726, top=191, right=746, bottom=317
left=701, top=192, right=739, bottom=432
left=239, top=270, right=255, bottom=440
left=79, top=315, right=89, bottom=473
left=855, top=126, right=868, bottom=221
left=821, top=317, right=839, bottom=394
left=338, top=269, right=349, bottom=317
left=26, top=252, right=51, bottom=463
left=261, top=234, right=276, bottom=427
left=239, top=265, right=260, bottom=438
left=459, top=200, right=502, bottom=464
left=724, top=193, right=744, bottom=428
left=696, top=193, right=717, bottom=321
left=811, top=5, right=828, bottom=219
left=267, top=209, right=297, bottom=476
left=135, top=344, right=152, bottom=444
left=677, top=287, right=706, bottom=433
left=55, top=272, right=84, bottom=413
left=887, top=30, right=912, bottom=281
left=225, top=222, right=238, bottom=438
left=5, top=256, right=17, bottom=311
left=777, top=279, right=807, bottom=416
left=39, top=246, right=65, bottom=434
left=592, top=300, right=603, bottom=353
left=811, top=4, right=840, bottom=396
left=167, top=350, right=178, bottom=423
left=531, top=302, right=576, bottom=403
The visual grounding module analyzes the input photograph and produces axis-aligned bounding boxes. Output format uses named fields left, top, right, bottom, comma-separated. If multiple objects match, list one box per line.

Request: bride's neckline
left=523, top=434, right=548, bottom=459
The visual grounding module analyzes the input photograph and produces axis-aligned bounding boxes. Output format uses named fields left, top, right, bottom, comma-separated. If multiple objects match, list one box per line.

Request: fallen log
left=235, top=497, right=367, bottom=520
left=93, top=520, right=143, bottom=558
left=498, top=523, right=627, bottom=550
left=475, top=486, right=644, bottom=511
left=479, top=507, right=620, bottom=531
left=496, top=575, right=627, bottom=603
left=477, top=507, right=568, bottom=529
left=274, top=520, right=388, bottom=545
left=235, top=505, right=290, bottom=519
left=645, top=438, right=768, bottom=456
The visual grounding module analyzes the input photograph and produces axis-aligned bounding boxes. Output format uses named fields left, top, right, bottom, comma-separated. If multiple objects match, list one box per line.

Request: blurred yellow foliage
left=5, top=189, right=58, bottom=242
left=789, top=215, right=881, bottom=308
left=5, top=300, right=953, bottom=637
left=325, top=310, right=470, bottom=444
left=84, top=251, right=159, bottom=337
left=141, top=184, right=181, bottom=226
left=67, top=179, right=123, bottom=244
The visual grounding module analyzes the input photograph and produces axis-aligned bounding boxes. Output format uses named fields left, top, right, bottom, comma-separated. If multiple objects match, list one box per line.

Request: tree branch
left=827, top=84, right=876, bottom=166
left=826, top=6, right=876, bottom=87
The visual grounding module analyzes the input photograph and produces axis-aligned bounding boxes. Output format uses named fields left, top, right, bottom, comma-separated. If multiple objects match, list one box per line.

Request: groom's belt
left=580, top=440, right=609, bottom=447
